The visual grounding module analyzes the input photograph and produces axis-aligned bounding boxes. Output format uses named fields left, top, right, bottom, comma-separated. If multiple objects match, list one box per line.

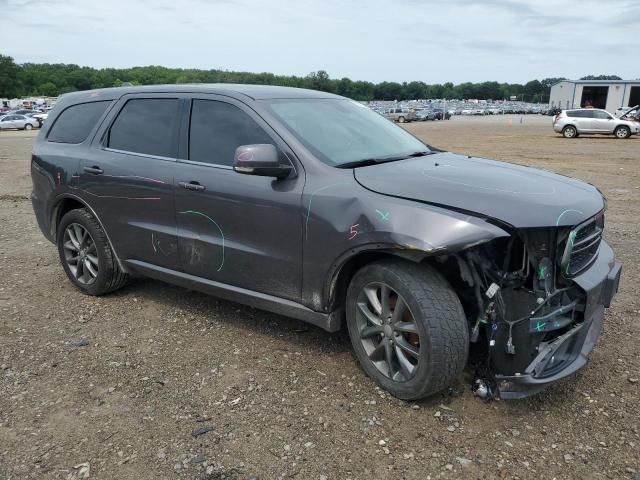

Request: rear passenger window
left=48, top=101, right=111, bottom=144
left=108, top=98, right=179, bottom=158
left=189, top=100, right=274, bottom=166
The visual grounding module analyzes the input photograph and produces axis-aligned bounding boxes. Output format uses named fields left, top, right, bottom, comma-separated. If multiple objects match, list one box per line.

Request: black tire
left=57, top=208, right=129, bottom=295
left=614, top=126, right=630, bottom=139
left=398, top=116, right=405, bottom=123
left=345, top=259, right=468, bottom=400
left=562, top=125, right=578, bottom=138
left=24, top=123, right=33, bottom=131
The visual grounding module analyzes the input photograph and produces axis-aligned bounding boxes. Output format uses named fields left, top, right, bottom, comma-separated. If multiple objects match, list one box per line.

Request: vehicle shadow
left=108, top=276, right=352, bottom=356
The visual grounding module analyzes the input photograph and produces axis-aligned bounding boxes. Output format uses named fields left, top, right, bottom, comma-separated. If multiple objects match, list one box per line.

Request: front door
left=591, top=110, right=614, bottom=132
left=174, top=96, right=304, bottom=301
left=79, top=95, right=181, bottom=269
left=0, top=115, right=17, bottom=129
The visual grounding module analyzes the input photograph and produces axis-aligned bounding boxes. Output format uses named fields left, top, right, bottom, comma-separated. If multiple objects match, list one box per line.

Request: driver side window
left=188, top=100, right=275, bottom=167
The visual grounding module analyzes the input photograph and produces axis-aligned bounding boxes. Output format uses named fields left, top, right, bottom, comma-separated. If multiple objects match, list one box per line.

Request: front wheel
left=57, top=208, right=129, bottom=295
left=398, top=116, right=405, bottom=123
left=614, top=126, right=630, bottom=139
left=24, top=123, right=33, bottom=131
left=346, top=260, right=468, bottom=400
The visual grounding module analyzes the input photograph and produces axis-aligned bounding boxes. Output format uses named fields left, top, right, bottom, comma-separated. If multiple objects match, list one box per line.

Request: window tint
left=108, top=98, right=179, bottom=157
left=593, top=110, right=611, bottom=119
left=48, top=101, right=111, bottom=144
left=567, top=110, right=588, bottom=118
left=189, top=100, right=274, bottom=166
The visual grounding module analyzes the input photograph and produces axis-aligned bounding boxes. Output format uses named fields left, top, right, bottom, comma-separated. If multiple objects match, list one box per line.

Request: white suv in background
left=553, top=108, right=640, bottom=139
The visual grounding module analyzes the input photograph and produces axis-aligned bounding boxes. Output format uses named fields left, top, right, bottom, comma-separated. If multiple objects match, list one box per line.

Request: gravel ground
left=1, top=116, right=638, bottom=479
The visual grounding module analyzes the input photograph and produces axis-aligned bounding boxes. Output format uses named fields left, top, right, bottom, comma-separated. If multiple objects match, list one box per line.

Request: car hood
left=354, top=152, right=604, bottom=228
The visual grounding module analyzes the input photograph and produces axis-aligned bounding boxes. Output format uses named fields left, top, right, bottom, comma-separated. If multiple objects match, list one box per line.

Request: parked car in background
left=618, top=105, right=639, bottom=122
left=383, top=108, right=416, bottom=123
left=553, top=108, right=640, bottom=139
left=614, top=105, right=638, bottom=118
left=13, top=109, right=41, bottom=116
left=30, top=112, right=49, bottom=127
left=414, top=109, right=436, bottom=121
left=432, top=108, right=451, bottom=120
left=0, top=114, right=39, bottom=130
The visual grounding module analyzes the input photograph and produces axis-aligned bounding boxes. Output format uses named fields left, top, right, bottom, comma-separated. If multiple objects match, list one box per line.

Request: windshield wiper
left=336, top=151, right=432, bottom=169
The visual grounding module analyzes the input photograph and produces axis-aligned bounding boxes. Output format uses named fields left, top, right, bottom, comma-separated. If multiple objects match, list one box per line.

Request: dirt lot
left=1, top=115, right=638, bottom=479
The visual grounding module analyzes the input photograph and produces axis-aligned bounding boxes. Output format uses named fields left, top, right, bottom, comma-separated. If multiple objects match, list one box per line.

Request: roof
left=552, top=79, right=640, bottom=87
left=58, top=84, right=343, bottom=103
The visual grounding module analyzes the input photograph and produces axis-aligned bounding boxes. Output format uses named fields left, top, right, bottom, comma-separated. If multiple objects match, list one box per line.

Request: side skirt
left=125, top=259, right=342, bottom=332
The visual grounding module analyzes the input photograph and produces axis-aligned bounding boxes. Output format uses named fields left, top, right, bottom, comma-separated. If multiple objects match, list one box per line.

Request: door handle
left=178, top=181, right=206, bottom=191
left=83, top=166, right=104, bottom=175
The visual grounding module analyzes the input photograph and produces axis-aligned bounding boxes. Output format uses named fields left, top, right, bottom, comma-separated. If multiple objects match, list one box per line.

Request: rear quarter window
left=47, top=101, right=112, bottom=144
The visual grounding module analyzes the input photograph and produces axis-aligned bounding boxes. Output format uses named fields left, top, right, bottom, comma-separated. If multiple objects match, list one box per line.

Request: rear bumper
left=497, top=241, right=621, bottom=399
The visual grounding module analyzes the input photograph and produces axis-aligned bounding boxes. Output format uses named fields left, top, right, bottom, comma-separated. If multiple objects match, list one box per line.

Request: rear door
left=79, top=95, right=182, bottom=270
left=568, top=110, right=593, bottom=132
left=174, top=95, right=304, bottom=301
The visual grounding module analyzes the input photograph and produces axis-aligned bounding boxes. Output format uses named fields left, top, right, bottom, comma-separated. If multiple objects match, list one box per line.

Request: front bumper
left=497, top=241, right=621, bottom=399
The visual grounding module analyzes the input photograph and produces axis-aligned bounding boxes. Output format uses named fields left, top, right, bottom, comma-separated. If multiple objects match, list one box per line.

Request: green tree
left=38, top=82, right=58, bottom=96
left=580, top=74, right=622, bottom=80
left=0, top=54, right=22, bottom=97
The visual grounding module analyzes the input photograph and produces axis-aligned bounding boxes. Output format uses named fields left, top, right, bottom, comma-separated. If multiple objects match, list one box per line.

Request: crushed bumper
left=497, top=241, right=621, bottom=399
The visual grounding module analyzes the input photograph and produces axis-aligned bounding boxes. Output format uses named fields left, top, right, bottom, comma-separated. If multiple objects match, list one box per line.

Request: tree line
left=0, top=54, right=622, bottom=102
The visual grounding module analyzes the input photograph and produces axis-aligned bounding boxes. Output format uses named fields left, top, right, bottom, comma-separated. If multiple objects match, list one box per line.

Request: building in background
left=550, top=80, right=640, bottom=111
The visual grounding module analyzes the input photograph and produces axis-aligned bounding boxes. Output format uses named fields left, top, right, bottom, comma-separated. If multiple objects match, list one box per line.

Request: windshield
left=263, top=99, right=430, bottom=167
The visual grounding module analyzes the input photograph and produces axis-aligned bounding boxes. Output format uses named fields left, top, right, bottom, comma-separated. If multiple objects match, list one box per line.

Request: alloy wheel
left=355, top=282, right=421, bottom=382
left=616, top=127, right=629, bottom=139
left=63, top=223, right=99, bottom=285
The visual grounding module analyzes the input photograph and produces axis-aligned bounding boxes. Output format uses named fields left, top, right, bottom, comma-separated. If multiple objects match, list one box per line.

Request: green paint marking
left=375, top=209, right=390, bottom=221
left=538, top=264, right=546, bottom=280
left=304, top=183, right=351, bottom=240
left=534, top=321, right=546, bottom=332
left=556, top=209, right=584, bottom=227
left=178, top=210, right=225, bottom=272
left=565, top=230, right=577, bottom=275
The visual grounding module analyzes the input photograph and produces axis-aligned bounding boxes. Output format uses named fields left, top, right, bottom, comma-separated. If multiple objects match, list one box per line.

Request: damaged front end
left=438, top=210, right=621, bottom=399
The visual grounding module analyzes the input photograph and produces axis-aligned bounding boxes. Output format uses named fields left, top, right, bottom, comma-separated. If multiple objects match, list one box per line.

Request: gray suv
left=553, top=108, right=640, bottom=138
left=31, top=85, right=621, bottom=400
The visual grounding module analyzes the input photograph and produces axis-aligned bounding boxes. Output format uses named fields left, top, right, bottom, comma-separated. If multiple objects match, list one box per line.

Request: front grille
left=561, top=216, right=603, bottom=277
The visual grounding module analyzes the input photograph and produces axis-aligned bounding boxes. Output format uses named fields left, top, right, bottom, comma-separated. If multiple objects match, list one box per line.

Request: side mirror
left=233, top=144, right=292, bottom=179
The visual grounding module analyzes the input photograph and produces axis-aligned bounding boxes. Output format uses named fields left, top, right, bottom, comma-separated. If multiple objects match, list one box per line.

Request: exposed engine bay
left=437, top=210, right=609, bottom=399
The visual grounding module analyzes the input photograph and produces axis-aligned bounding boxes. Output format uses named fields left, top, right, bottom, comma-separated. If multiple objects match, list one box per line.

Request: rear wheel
left=398, top=116, right=405, bottom=123
left=57, top=208, right=129, bottom=295
left=346, top=259, right=468, bottom=400
left=562, top=125, right=577, bottom=138
left=614, top=126, right=630, bottom=139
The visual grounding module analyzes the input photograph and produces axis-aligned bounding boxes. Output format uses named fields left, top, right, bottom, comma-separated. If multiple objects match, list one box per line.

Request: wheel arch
left=51, top=193, right=128, bottom=273
left=324, top=225, right=508, bottom=319
left=326, top=244, right=451, bottom=315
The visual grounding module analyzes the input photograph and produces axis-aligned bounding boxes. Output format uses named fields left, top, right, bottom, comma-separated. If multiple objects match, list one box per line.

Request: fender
left=49, top=192, right=129, bottom=273
left=321, top=216, right=510, bottom=313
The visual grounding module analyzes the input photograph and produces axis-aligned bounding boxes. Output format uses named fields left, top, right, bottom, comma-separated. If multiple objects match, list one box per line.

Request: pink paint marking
left=348, top=224, right=359, bottom=240
left=69, top=186, right=160, bottom=200
left=100, top=174, right=166, bottom=184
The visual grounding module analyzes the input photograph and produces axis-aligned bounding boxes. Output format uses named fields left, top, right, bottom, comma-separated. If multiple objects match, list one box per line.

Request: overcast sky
left=3, top=0, right=638, bottom=84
